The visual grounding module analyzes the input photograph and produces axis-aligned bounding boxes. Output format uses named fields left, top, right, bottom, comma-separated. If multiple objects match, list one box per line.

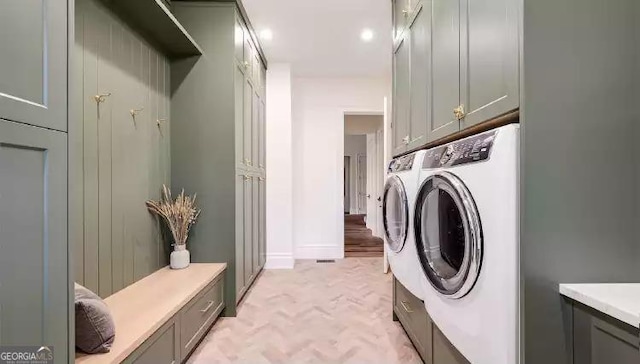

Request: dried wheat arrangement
left=146, top=185, right=201, bottom=247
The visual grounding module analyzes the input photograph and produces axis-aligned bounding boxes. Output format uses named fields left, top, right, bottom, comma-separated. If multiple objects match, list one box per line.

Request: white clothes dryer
left=414, top=124, right=520, bottom=364
left=383, top=150, right=427, bottom=300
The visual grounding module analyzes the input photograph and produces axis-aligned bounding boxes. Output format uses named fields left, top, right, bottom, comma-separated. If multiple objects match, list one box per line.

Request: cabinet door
left=428, top=0, right=461, bottom=142
left=252, top=88, right=260, bottom=170
left=252, top=176, right=260, bottom=273
left=235, top=172, right=245, bottom=297
left=243, top=174, right=253, bottom=283
left=259, top=98, right=266, bottom=171
left=459, top=0, right=519, bottom=128
left=0, top=0, right=67, bottom=131
left=0, top=120, right=68, bottom=364
left=433, top=326, right=470, bottom=364
left=392, top=34, right=410, bottom=156
left=573, top=304, right=640, bottom=364
left=407, top=3, right=431, bottom=151
left=259, top=177, right=266, bottom=267
left=243, top=76, right=254, bottom=168
left=235, top=63, right=245, bottom=169
left=234, top=18, right=244, bottom=63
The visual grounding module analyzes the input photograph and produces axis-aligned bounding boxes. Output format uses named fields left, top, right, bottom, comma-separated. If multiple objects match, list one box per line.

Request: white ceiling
left=242, top=0, right=392, bottom=78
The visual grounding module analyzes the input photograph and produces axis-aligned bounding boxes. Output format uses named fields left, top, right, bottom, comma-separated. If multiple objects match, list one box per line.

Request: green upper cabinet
left=407, top=2, right=431, bottom=151
left=0, top=0, right=67, bottom=131
left=459, top=0, right=519, bottom=128
left=428, top=0, right=461, bottom=142
left=0, top=120, right=68, bottom=364
left=234, top=17, right=244, bottom=63
left=392, top=34, right=410, bottom=156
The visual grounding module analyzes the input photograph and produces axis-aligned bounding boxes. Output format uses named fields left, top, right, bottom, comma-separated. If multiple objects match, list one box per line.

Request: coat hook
left=130, top=107, right=144, bottom=118
left=157, top=118, right=167, bottom=137
left=94, top=93, right=111, bottom=103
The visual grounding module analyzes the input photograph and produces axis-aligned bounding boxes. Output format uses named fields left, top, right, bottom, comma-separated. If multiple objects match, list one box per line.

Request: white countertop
left=559, top=283, right=640, bottom=328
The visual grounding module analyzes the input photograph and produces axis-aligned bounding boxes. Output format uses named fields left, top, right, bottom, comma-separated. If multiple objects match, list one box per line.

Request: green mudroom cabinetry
left=172, top=0, right=267, bottom=317
left=0, top=1, right=69, bottom=363
left=391, top=0, right=519, bottom=156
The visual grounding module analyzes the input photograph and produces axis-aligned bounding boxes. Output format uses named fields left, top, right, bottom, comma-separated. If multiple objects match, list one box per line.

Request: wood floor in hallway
left=188, top=258, right=421, bottom=363
left=344, top=214, right=384, bottom=258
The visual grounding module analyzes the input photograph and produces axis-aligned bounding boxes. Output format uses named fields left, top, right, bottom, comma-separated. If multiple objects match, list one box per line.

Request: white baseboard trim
left=264, top=253, right=295, bottom=269
left=295, top=245, right=344, bottom=260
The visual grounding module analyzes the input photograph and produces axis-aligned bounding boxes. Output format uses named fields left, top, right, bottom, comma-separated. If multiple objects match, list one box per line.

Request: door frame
left=356, top=153, right=367, bottom=215
left=344, top=156, right=351, bottom=213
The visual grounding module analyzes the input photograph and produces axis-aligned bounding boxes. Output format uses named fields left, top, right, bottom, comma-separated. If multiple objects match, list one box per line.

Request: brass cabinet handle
left=400, top=301, right=413, bottom=313
left=402, top=135, right=410, bottom=145
left=244, top=158, right=250, bottom=165
left=243, top=175, right=250, bottom=180
left=243, top=61, right=250, bottom=69
left=258, top=177, right=264, bottom=181
left=402, top=9, right=410, bottom=17
left=200, top=300, right=215, bottom=313
left=453, top=104, right=465, bottom=120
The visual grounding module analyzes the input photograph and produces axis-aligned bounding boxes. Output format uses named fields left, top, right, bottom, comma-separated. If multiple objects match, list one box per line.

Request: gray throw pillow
left=75, top=283, right=116, bottom=354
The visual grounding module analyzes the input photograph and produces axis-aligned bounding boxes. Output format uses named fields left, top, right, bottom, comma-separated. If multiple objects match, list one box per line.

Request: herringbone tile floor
left=188, top=258, right=421, bottom=364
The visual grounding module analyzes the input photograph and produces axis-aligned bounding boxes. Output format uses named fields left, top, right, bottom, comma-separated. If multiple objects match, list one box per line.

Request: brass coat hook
left=157, top=118, right=167, bottom=137
left=130, top=107, right=144, bottom=118
left=94, top=93, right=111, bottom=103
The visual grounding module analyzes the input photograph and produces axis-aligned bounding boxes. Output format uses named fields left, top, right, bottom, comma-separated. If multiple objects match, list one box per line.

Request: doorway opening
left=343, top=114, right=385, bottom=258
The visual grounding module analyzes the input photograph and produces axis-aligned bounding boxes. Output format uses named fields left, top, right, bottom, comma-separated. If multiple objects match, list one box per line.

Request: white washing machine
left=383, top=150, right=427, bottom=300
left=414, top=124, right=519, bottom=364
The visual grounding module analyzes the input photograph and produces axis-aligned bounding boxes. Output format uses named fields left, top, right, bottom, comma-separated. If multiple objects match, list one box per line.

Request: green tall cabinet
left=171, top=0, right=267, bottom=316
left=0, top=1, right=69, bottom=363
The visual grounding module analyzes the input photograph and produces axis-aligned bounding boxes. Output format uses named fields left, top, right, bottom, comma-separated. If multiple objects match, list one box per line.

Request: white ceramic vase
left=170, top=244, right=190, bottom=269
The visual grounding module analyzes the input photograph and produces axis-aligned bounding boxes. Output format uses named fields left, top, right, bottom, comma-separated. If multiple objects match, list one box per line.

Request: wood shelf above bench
left=76, top=263, right=226, bottom=364
left=101, top=0, right=203, bottom=59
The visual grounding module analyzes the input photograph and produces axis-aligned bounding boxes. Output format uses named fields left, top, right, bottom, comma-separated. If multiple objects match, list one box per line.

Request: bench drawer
left=394, top=277, right=432, bottom=363
left=180, top=277, right=224, bottom=359
left=123, top=319, right=180, bottom=364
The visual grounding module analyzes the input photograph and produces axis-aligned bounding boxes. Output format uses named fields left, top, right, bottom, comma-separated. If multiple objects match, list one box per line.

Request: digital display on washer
left=422, top=130, right=497, bottom=169
left=388, top=153, right=416, bottom=173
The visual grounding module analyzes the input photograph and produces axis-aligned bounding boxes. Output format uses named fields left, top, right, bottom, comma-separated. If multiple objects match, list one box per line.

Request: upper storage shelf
left=103, top=0, right=203, bottom=59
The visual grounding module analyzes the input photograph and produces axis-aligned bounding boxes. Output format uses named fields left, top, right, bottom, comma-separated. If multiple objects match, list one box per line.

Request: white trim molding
left=265, top=253, right=295, bottom=269
left=295, top=245, right=344, bottom=260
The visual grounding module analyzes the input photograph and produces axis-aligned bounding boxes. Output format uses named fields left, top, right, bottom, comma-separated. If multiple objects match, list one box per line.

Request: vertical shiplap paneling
left=109, top=19, right=125, bottom=294
left=82, top=0, right=100, bottom=292
left=76, top=0, right=171, bottom=296
left=96, top=4, right=113, bottom=297
left=72, top=0, right=86, bottom=285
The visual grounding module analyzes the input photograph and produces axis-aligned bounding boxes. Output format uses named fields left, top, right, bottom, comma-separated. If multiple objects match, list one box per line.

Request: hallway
left=344, top=215, right=384, bottom=258
left=188, top=258, right=420, bottom=363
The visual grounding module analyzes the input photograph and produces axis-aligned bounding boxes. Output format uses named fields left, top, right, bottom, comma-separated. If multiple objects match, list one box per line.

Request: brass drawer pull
left=200, top=300, right=215, bottom=313
left=400, top=300, right=413, bottom=313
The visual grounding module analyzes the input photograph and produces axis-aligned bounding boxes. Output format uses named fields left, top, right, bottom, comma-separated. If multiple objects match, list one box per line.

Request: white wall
left=265, top=63, right=295, bottom=269
left=292, top=77, right=390, bottom=259
left=344, top=135, right=367, bottom=214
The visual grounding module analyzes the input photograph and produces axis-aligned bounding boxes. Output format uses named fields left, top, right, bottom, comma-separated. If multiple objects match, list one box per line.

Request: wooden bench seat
left=76, top=263, right=226, bottom=364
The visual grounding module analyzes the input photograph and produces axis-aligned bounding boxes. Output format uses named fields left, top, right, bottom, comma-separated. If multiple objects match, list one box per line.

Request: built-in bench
left=76, top=263, right=226, bottom=364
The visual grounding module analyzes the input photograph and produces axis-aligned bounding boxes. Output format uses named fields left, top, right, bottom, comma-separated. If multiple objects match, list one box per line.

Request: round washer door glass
left=414, top=171, right=482, bottom=299
left=383, top=175, right=408, bottom=252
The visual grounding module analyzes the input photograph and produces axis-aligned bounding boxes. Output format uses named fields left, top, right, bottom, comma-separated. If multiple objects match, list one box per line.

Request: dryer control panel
left=422, top=130, right=497, bottom=169
left=388, top=153, right=416, bottom=173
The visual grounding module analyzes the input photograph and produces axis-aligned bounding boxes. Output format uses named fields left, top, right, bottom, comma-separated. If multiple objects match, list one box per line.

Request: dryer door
left=414, top=171, right=482, bottom=299
left=383, top=175, right=409, bottom=252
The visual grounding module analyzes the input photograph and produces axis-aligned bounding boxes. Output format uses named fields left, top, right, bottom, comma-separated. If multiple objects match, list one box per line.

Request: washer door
left=414, top=171, right=482, bottom=299
left=383, top=175, right=409, bottom=253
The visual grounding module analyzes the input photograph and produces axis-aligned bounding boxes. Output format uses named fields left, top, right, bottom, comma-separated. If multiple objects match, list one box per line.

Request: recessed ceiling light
left=260, top=29, right=273, bottom=41
left=361, top=28, right=374, bottom=42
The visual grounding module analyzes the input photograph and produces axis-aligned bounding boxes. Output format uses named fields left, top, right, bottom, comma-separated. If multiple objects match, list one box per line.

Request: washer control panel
left=422, top=130, right=498, bottom=169
left=388, top=152, right=416, bottom=173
